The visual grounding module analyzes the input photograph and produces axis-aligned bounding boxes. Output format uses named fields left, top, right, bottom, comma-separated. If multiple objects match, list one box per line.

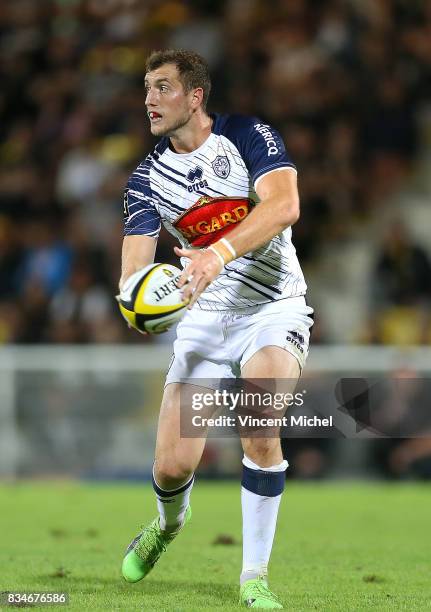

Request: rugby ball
left=118, top=263, right=188, bottom=334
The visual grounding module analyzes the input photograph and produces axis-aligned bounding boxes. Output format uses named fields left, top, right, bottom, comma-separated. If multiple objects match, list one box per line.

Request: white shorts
left=165, top=297, right=314, bottom=385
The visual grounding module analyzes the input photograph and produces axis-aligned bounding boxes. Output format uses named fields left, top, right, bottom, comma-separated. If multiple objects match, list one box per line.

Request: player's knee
left=242, top=438, right=281, bottom=467
left=154, top=457, right=194, bottom=488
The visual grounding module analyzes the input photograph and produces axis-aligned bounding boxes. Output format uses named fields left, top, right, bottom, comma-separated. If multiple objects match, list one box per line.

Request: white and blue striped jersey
left=123, top=113, right=307, bottom=311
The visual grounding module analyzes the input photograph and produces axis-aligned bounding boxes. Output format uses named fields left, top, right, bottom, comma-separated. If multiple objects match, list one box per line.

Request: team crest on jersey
left=212, top=155, right=230, bottom=179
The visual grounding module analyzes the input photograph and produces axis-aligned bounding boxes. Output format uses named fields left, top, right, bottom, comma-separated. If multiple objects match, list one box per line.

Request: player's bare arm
left=119, top=235, right=157, bottom=290
left=176, top=168, right=299, bottom=306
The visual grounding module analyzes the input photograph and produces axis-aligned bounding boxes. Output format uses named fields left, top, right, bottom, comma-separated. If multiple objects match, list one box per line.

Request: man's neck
left=169, top=112, right=212, bottom=154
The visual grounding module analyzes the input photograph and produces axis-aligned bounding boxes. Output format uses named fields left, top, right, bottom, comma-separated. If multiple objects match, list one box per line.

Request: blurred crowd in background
left=1, top=0, right=431, bottom=345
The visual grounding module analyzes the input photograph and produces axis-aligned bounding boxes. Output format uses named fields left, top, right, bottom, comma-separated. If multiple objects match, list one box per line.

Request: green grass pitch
left=1, top=482, right=430, bottom=611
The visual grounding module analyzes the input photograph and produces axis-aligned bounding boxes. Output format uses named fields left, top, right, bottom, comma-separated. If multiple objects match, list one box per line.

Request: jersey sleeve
left=123, top=161, right=161, bottom=239
left=219, top=115, right=296, bottom=188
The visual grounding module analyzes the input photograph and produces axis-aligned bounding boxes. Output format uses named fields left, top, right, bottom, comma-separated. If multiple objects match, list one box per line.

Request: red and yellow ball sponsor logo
left=173, top=196, right=252, bottom=247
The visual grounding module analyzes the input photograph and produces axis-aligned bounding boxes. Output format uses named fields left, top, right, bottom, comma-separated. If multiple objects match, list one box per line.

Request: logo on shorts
left=286, top=331, right=305, bottom=354
left=212, top=155, right=230, bottom=178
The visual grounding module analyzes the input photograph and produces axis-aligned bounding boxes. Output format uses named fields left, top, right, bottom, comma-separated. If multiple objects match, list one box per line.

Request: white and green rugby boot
left=122, top=506, right=191, bottom=583
left=240, top=577, right=283, bottom=609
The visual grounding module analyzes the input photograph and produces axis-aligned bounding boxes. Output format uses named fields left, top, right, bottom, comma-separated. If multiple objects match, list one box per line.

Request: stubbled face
left=145, top=63, right=194, bottom=137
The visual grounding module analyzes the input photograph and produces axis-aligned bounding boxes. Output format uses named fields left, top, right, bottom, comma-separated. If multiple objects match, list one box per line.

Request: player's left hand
left=174, top=245, right=223, bottom=308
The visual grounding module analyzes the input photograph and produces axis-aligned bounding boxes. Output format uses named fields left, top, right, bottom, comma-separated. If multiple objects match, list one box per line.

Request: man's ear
left=191, top=87, right=204, bottom=109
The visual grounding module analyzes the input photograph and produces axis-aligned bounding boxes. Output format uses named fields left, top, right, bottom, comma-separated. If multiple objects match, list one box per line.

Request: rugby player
left=120, top=49, right=313, bottom=609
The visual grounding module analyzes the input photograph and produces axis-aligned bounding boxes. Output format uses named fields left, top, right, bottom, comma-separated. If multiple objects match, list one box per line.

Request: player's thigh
left=154, top=382, right=206, bottom=480
left=241, top=345, right=300, bottom=380
left=240, top=347, right=300, bottom=465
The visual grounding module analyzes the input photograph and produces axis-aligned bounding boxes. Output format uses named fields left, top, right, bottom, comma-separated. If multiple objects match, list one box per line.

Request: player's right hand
left=174, top=245, right=223, bottom=308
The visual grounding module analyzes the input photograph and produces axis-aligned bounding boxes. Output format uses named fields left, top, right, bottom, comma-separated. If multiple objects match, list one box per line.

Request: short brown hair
left=146, top=49, right=211, bottom=110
